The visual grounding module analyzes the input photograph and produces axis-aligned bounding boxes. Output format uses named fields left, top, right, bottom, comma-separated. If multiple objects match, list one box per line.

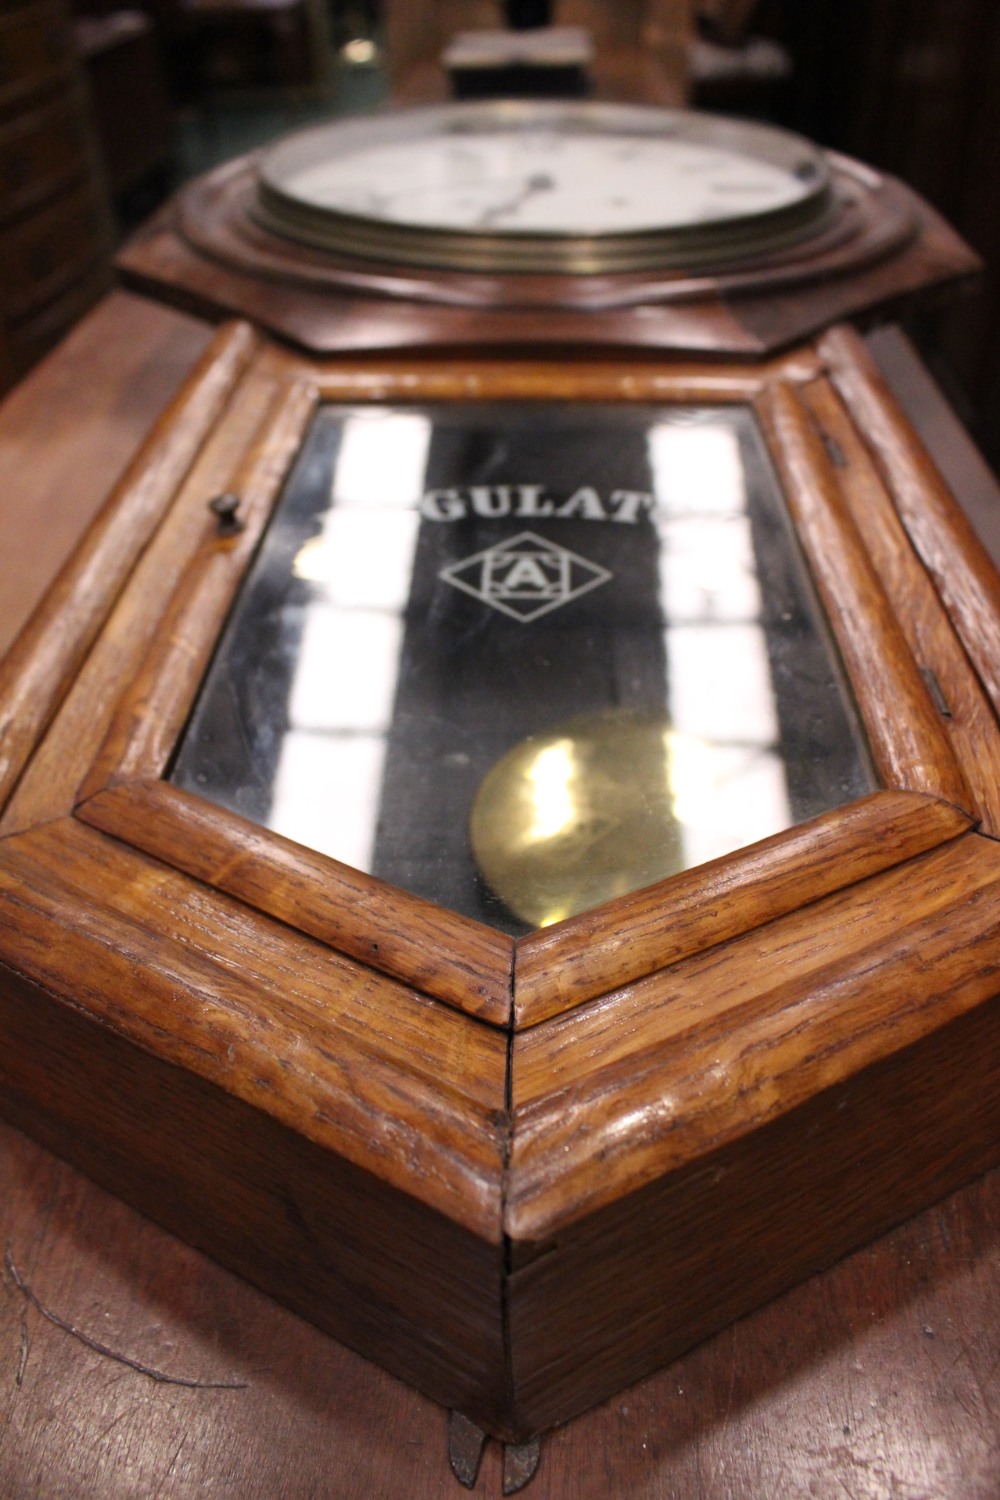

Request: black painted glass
left=170, top=403, right=875, bottom=934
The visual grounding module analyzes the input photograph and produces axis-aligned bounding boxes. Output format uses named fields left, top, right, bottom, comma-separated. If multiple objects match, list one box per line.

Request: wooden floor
left=2, top=294, right=1000, bottom=1497
left=4, top=1107, right=1000, bottom=1497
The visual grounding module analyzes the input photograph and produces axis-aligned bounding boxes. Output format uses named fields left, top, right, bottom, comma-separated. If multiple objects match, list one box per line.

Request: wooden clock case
left=2, top=131, right=1000, bottom=1449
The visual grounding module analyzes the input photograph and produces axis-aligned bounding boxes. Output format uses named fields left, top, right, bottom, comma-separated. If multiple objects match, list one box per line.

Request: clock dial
left=279, top=133, right=813, bottom=235
left=254, top=101, right=834, bottom=274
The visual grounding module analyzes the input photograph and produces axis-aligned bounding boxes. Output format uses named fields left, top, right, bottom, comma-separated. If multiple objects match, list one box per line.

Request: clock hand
left=477, top=173, right=555, bottom=227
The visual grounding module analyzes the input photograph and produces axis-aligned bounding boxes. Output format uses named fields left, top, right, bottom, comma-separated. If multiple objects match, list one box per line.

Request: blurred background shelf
left=0, top=1, right=115, bottom=391
left=3, top=0, right=1000, bottom=482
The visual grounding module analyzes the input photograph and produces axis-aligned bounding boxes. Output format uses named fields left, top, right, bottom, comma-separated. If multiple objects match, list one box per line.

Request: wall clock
left=1, top=100, right=999, bottom=1491
left=251, top=101, right=834, bottom=273
left=119, top=98, right=978, bottom=358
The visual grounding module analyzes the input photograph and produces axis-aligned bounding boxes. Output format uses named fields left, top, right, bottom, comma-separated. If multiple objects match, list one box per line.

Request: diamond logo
left=439, top=532, right=612, bottom=623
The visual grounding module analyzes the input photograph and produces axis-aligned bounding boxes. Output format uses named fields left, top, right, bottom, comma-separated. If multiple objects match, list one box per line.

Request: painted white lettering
left=609, top=489, right=654, bottom=523
left=421, top=488, right=467, bottom=520
left=513, top=484, right=555, bottom=517
left=555, top=487, right=608, bottom=520
left=420, top=482, right=648, bottom=522
left=503, top=557, right=551, bottom=591
left=471, top=486, right=512, bottom=517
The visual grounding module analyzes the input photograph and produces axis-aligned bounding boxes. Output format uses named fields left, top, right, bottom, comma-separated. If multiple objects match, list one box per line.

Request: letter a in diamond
left=439, top=532, right=612, bottom=623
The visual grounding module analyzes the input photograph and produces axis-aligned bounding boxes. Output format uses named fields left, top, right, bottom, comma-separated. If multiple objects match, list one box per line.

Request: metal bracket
left=448, top=1411, right=542, bottom=1493
left=449, top=1411, right=488, bottom=1488
left=920, top=665, right=954, bottom=718
left=503, top=1437, right=542, bottom=1494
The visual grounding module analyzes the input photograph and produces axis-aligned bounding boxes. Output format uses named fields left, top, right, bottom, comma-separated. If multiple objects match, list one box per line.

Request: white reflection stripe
left=656, top=514, right=761, bottom=624
left=332, top=412, right=432, bottom=509
left=670, top=745, right=790, bottom=869
left=295, top=510, right=421, bottom=611
left=270, top=732, right=387, bottom=872
left=647, top=421, right=746, bottom=517
left=287, top=606, right=404, bottom=733
left=665, top=623, right=779, bottom=744
left=272, top=410, right=432, bottom=872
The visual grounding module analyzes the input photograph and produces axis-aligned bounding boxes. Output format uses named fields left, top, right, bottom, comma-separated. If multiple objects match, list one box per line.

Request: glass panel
left=170, top=402, right=875, bottom=934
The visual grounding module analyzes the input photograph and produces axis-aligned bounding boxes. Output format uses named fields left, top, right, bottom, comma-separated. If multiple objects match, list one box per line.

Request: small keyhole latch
left=208, top=492, right=245, bottom=536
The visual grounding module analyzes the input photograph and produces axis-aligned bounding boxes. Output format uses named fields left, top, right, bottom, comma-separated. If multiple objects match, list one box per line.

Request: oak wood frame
left=3, top=322, right=1000, bottom=1438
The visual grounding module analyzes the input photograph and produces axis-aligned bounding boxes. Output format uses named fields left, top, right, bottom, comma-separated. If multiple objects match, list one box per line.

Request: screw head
left=208, top=492, right=245, bottom=535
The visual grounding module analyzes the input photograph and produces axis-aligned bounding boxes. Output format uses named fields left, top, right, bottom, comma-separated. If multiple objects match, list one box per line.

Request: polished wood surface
left=800, top=373, right=1000, bottom=833
left=509, top=923, right=1000, bottom=1434
left=4, top=299, right=1000, bottom=1491
left=757, top=379, right=972, bottom=804
left=0, top=291, right=215, bottom=658
left=0, top=809, right=506, bottom=1234
left=0, top=319, right=257, bottom=809
left=82, top=782, right=515, bottom=1024
left=515, top=789, right=969, bottom=1023
left=823, top=323, right=1000, bottom=726
left=258, top=341, right=824, bottom=401
left=5, top=1102, right=1000, bottom=1498
left=511, top=829, right=1000, bottom=1227
left=0, top=337, right=288, bottom=836
left=39, top=335, right=992, bottom=1044
left=75, top=377, right=319, bottom=800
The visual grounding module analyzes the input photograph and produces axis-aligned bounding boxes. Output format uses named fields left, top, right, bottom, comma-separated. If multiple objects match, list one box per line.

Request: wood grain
left=513, top=789, right=970, bottom=1026
left=757, top=380, right=973, bottom=809
left=257, top=342, right=821, bottom=404
left=506, top=965, right=1000, bottom=1435
left=820, top=323, right=1000, bottom=722
left=0, top=354, right=285, bottom=836
left=78, top=378, right=318, bottom=800
left=0, top=955, right=510, bottom=1430
left=5, top=304, right=1000, bottom=1456
left=4, top=1106, right=1000, bottom=1497
left=868, top=324, right=1000, bottom=575
left=0, top=318, right=257, bottom=814
left=80, top=781, right=514, bottom=1025
left=0, top=816, right=506, bottom=1241
left=505, top=824, right=1000, bottom=1434
left=0, top=293, right=215, bottom=657
left=800, top=374, right=1000, bottom=833
left=510, top=831, right=1000, bottom=1236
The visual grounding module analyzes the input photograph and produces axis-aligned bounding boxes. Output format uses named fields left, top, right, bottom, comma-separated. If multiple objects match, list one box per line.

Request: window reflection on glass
left=265, top=416, right=428, bottom=871
left=170, top=403, right=874, bottom=934
left=647, top=419, right=791, bottom=870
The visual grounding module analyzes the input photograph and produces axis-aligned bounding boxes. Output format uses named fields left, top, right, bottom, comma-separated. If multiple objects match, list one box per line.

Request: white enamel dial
left=255, top=102, right=834, bottom=274
left=283, top=133, right=810, bottom=235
